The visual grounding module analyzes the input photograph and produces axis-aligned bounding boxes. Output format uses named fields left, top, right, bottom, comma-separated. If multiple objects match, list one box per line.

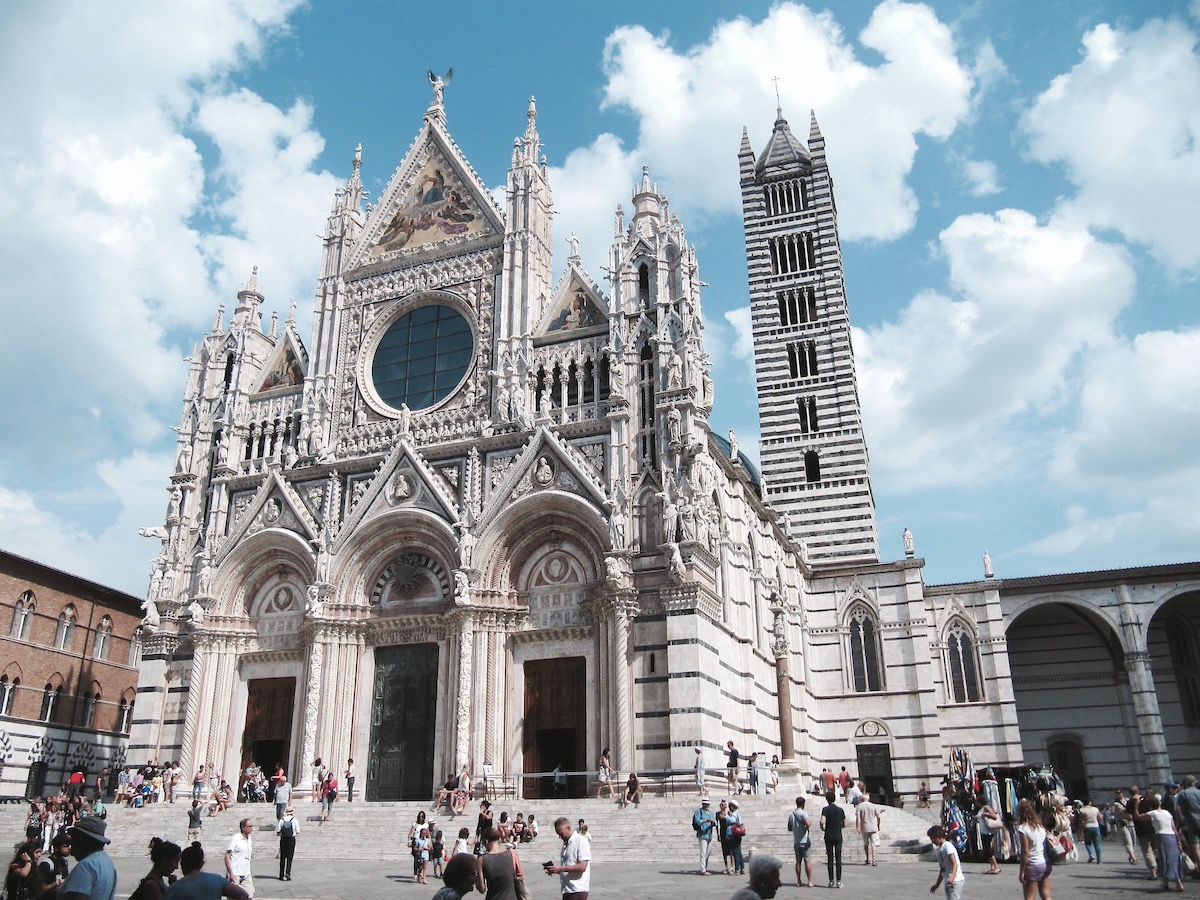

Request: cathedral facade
left=128, top=86, right=1200, bottom=803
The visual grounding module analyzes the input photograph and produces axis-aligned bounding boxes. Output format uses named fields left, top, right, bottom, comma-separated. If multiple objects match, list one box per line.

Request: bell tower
left=739, top=110, right=879, bottom=563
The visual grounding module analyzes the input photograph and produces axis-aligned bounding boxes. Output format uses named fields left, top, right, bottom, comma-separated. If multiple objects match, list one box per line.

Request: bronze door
left=855, top=743, right=895, bottom=806
left=368, top=643, right=439, bottom=800
left=523, top=656, right=586, bottom=798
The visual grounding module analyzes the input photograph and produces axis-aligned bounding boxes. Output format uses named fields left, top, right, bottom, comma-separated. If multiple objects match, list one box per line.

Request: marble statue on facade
left=903, top=527, right=914, bottom=558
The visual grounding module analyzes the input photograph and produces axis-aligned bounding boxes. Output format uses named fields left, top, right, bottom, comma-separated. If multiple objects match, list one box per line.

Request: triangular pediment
left=333, top=440, right=461, bottom=551
left=477, top=427, right=607, bottom=532
left=536, top=266, right=608, bottom=341
left=216, top=470, right=319, bottom=565
left=255, top=332, right=307, bottom=394
left=346, top=119, right=505, bottom=272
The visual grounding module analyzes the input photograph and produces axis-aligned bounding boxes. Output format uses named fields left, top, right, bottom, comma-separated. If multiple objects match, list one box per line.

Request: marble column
left=1118, top=584, right=1170, bottom=787
left=610, top=591, right=638, bottom=774
left=453, top=612, right=475, bottom=774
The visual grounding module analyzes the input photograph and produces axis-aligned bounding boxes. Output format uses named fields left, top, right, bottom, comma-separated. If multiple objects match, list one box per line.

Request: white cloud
left=859, top=209, right=1135, bottom=490
left=595, top=1, right=973, bottom=241
left=0, top=2, right=330, bottom=592
left=723, top=307, right=755, bottom=364
left=1022, top=18, right=1200, bottom=272
left=961, top=158, right=1001, bottom=196
left=1051, top=328, right=1200, bottom=491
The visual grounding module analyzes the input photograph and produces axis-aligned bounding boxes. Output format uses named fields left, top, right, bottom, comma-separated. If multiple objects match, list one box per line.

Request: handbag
left=1044, top=833, right=1066, bottom=862
left=983, top=816, right=1002, bottom=831
left=731, top=822, right=747, bottom=837
left=511, top=850, right=530, bottom=900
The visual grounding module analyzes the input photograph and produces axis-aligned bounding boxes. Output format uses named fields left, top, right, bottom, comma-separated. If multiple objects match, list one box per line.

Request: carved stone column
left=299, top=624, right=326, bottom=785
left=609, top=589, right=638, bottom=774
left=453, top=611, right=475, bottom=774
left=177, top=633, right=211, bottom=778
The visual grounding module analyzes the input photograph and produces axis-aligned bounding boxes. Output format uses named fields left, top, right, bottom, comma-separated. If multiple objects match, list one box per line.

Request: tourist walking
left=7, top=841, right=49, bottom=900
left=127, top=838, right=181, bottom=900
left=693, top=797, right=718, bottom=875
left=60, top=817, right=116, bottom=900
left=717, top=799, right=733, bottom=875
left=310, top=758, right=323, bottom=803
left=725, top=800, right=746, bottom=876
left=545, top=817, right=590, bottom=899
left=412, top=827, right=432, bottom=884
left=726, top=742, right=741, bottom=794
left=223, top=818, right=254, bottom=899
left=788, top=796, right=813, bottom=888
left=186, top=801, right=203, bottom=844
left=1176, top=775, right=1200, bottom=875
left=1148, top=795, right=1185, bottom=891
left=1114, top=789, right=1136, bottom=863
left=475, top=826, right=522, bottom=899
left=1016, top=798, right=1051, bottom=900
left=344, top=759, right=356, bottom=803
left=748, top=753, right=760, bottom=794
left=977, top=804, right=1002, bottom=874
left=163, top=844, right=249, bottom=900
left=819, top=790, right=845, bottom=888
left=1078, top=798, right=1102, bottom=863
left=319, top=770, right=337, bottom=822
left=928, top=825, right=964, bottom=900
left=272, top=777, right=290, bottom=822
left=276, top=806, right=298, bottom=881
left=1129, top=785, right=1159, bottom=879
left=855, top=794, right=882, bottom=866
left=597, top=748, right=614, bottom=800
left=728, top=854, right=783, bottom=900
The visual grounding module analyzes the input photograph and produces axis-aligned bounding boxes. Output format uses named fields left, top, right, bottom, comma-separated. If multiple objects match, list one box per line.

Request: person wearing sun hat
left=60, top=815, right=116, bottom=900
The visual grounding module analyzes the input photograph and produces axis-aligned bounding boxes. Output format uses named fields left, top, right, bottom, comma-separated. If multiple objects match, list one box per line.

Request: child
left=431, top=830, right=445, bottom=878
left=452, top=826, right=472, bottom=856
left=432, top=852, right=477, bottom=900
left=929, top=825, right=964, bottom=900
left=413, top=826, right=431, bottom=884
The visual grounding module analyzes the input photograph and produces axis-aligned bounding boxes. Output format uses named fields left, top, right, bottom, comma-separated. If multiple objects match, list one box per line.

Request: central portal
left=368, top=643, right=439, bottom=801
left=523, top=656, right=586, bottom=798
left=242, top=677, right=296, bottom=778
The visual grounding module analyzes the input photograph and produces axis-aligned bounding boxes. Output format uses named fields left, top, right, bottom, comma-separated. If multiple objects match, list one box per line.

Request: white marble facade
left=128, top=85, right=1200, bottom=803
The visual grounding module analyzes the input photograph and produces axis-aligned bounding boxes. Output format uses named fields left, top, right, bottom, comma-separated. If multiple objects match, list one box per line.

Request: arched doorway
left=1006, top=602, right=1131, bottom=797
left=1147, top=590, right=1200, bottom=779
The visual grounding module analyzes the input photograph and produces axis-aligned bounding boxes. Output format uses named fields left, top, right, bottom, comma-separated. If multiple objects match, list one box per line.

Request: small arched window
left=0, top=675, right=15, bottom=715
left=82, top=691, right=99, bottom=729
left=118, top=696, right=134, bottom=734
left=92, top=616, right=113, bottom=661
left=848, top=605, right=884, bottom=692
left=11, top=591, right=34, bottom=640
left=128, top=626, right=144, bottom=666
left=638, top=263, right=651, bottom=305
left=54, top=606, right=77, bottom=651
left=40, top=683, right=61, bottom=722
left=945, top=619, right=983, bottom=703
left=804, top=450, right=821, bottom=483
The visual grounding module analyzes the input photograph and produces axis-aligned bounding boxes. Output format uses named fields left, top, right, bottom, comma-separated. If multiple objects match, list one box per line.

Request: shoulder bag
left=510, top=849, right=530, bottom=900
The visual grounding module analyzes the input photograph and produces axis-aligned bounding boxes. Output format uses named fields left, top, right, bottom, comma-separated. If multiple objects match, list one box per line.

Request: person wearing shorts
left=1017, top=798, right=1051, bottom=900
left=788, top=796, right=813, bottom=887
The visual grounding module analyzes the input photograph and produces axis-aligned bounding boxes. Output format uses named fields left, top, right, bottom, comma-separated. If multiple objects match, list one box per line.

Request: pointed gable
left=348, top=117, right=505, bottom=271
left=255, top=332, right=306, bottom=393
left=537, top=267, right=608, bottom=340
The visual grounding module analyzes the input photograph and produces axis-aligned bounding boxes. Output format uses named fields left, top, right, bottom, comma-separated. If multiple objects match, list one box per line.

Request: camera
left=543, top=860, right=554, bottom=869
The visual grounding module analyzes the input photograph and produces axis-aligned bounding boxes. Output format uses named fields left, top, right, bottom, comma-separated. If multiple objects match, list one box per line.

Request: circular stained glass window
left=371, top=304, right=473, bottom=411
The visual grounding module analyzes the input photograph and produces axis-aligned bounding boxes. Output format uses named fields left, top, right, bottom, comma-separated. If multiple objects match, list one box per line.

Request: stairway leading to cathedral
left=0, top=794, right=935, bottom=864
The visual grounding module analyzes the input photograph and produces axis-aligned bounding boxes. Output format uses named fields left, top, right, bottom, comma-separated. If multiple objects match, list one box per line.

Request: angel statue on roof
left=428, top=68, right=453, bottom=105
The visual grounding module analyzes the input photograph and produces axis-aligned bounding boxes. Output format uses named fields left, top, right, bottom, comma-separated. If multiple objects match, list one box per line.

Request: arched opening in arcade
left=1147, top=588, right=1200, bottom=779
left=1006, top=601, right=1132, bottom=799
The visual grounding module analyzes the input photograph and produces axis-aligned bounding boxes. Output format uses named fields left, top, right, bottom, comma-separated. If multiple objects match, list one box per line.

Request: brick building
left=0, top=549, right=143, bottom=797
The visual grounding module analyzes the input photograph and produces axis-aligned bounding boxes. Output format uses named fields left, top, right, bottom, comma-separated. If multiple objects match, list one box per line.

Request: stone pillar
left=454, top=611, right=475, bottom=774
left=177, top=633, right=211, bottom=778
left=610, top=591, right=638, bottom=774
left=770, top=595, right=804, bottom=783
left=1118, top=584, right=1170, bottom=787
left=299, top=627, right=325, bottom=784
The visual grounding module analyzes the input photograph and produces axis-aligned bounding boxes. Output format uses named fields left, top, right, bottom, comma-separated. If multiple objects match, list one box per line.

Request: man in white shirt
left=856, top=796, right=883, bottom=866
left=545, top=816, right=591, bottom=899
left=225, top=818, right=255, bottom=898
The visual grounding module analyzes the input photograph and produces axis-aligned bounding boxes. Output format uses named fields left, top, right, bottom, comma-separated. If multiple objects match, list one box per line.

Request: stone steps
left=1, top=795, right=935, bottom=864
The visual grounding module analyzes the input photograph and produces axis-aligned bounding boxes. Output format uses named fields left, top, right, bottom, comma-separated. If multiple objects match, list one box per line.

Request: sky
left=1, top=0, right=1198, bottom=597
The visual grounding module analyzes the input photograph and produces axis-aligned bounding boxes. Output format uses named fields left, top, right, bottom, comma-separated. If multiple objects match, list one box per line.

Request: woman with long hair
left=597, top=747, right=614, bottom=800
left=161, top=843, right=249, bottom=900
left=1017, top=798, right=1052, bottom=900
left=128, top=837, right=182, bottom=900
left=716, top=799, right=733, bottom=875
left=475, top=826, right=522, bottom=900
left=6, top=841, right=47, bottom=900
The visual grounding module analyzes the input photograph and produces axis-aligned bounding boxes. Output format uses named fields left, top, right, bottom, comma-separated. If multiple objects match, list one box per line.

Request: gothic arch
left=1003, top=593, right=1122, bottom=649
left=479, top=492, right=606, bottom=595
left=212, top=528, right=315, bottom=618
left=338, top=507, right=458, bottom=608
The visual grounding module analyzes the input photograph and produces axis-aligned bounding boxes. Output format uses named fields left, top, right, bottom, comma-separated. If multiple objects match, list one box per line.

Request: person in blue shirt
left=59, top=817, right=115, bottom=900
left=162, top=844, right=249, bottom=900
left=692, top=797, right=718, bottom=874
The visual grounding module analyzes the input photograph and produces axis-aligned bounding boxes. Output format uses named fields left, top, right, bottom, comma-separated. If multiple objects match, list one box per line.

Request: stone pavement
left=104, top=850, right=1183, bottom=899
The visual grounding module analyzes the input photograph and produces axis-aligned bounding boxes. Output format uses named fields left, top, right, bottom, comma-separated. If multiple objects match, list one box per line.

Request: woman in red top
left=320, top=771, right=338, bottom=822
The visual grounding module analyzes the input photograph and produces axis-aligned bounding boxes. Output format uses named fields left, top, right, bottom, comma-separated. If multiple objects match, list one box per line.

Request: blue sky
left=0, top=0, right=1198, bottom=595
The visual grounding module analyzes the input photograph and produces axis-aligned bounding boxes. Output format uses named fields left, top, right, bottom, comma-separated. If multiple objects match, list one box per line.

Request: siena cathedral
left=130, top=83, right=1200, bottom=802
